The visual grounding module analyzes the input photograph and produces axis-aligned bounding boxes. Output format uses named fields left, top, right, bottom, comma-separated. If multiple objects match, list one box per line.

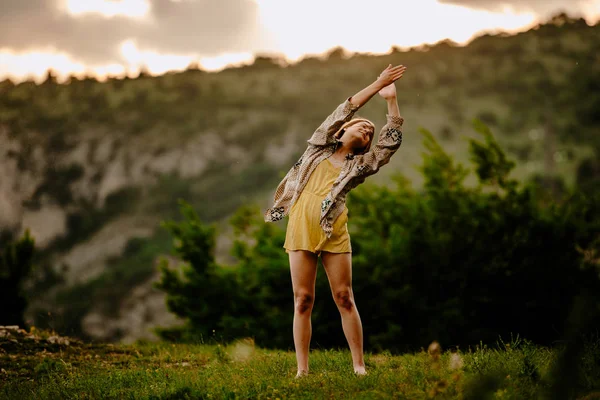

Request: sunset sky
left=1, top=0, right=599, bottom=83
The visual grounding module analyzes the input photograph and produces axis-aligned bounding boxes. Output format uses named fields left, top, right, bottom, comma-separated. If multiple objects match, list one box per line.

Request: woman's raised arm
left=307, top=64, right=406, bottom=147
left=351, top=78, right=405, bottom=177
left=349, top=64, right=406, bottom=107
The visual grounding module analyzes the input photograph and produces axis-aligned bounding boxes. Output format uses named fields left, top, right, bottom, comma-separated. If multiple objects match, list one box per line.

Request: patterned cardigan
left=264, top=97, right=404, bottom=239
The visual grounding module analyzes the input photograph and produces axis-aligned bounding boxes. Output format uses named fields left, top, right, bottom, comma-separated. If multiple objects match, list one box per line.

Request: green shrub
left=0, top=231, right=36, bottom=327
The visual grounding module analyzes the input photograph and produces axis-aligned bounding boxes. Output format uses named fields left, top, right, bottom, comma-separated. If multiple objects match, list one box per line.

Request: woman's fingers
left=389, top=73, right=404, bottom=83
left=383, top=64, right=403, bottom=73
left=380, top=64, right=406, bottom=83
left=387, top=66, right=406, bottom=77
left=393, top=66, right=407, bottom=78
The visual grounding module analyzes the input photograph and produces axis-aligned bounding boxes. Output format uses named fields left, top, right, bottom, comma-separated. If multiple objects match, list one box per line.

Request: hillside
left=0, top=13, right=598, bottom=343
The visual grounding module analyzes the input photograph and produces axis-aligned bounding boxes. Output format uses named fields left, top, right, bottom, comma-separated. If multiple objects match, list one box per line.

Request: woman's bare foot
left=295, top=370, right=309, bottom=378
left=354, top=366, right=367, bottom=376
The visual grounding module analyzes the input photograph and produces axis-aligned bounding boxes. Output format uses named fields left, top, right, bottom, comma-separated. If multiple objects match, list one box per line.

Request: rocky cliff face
left=1, top=116, right=300, bottom=342
left=1, top=127, right=218, bottom=253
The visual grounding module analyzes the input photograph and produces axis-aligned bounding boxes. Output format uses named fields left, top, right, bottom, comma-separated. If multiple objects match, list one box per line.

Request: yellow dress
left=284, top=157, right=351, bottom=256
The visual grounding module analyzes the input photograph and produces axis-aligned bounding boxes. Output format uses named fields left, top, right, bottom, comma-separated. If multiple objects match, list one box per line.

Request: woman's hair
left=333, top=118, right=375, bottom=155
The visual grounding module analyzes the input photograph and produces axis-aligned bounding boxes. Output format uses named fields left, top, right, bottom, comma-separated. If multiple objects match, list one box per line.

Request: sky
left=0, top=0, right=598, bottom=83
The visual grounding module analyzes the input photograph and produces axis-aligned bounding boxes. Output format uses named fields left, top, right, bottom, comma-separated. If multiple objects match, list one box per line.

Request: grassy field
left=2, top=327, right=599, bottom=399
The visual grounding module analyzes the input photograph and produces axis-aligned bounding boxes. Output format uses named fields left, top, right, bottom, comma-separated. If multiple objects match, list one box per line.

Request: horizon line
left=1, top=11, right=596, bottom=85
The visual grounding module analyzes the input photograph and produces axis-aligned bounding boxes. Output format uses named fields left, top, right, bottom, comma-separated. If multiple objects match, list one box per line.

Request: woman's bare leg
left=288, top=250, right=318, bottom=376
left=320, top=251, right=366, bottom=374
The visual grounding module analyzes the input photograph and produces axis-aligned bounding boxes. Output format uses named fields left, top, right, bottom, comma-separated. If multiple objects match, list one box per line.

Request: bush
left=0, top=231, right=36, bottom=327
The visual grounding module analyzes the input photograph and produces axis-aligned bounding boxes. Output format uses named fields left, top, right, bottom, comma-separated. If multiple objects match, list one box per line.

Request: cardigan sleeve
left=352, top=114, right=404, bottom=176
left=306, top=97, right=360, bottom=147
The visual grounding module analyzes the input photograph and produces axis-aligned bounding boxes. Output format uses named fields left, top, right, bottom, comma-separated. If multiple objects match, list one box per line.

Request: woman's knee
left=294, top=291, right=315, bottom=314
left=333, top=288, right=354, bottom=311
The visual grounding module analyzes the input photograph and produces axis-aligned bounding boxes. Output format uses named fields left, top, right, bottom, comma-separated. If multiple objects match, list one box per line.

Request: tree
left=41, top=69, right=58, bottom=86
left=0, top=230, right=36, bottom=327
left=153, top=202, right=245, bottom=343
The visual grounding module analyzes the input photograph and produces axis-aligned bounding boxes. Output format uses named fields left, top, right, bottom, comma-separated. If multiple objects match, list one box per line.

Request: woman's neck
left=333, top=142, right=355, bottom=159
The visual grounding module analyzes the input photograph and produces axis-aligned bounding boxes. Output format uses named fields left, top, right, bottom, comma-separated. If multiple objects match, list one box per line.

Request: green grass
left=2, top=330, right=599, bottom=399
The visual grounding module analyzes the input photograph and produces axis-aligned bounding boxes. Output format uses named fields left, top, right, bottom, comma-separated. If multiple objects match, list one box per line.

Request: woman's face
left=343, top=121, right=374, bottom=150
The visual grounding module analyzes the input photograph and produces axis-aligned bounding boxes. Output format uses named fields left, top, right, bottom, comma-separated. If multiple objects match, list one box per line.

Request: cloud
left=0, top=0, right=270, bottom=65
left=140, top=0, right=266, bottom=55
left=437, top=0, right=594, bottom=15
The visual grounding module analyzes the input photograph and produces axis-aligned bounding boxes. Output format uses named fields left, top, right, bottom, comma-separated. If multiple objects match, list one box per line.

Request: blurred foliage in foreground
left=153, top=122, right=600, bottom=353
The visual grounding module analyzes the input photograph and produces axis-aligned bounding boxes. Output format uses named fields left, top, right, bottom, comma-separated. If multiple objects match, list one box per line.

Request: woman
left=264, top=64, right=406, bottom=377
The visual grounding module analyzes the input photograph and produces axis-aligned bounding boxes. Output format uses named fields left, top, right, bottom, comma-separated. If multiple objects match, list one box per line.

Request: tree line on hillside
left=0, top=13, right=597, bottom=149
